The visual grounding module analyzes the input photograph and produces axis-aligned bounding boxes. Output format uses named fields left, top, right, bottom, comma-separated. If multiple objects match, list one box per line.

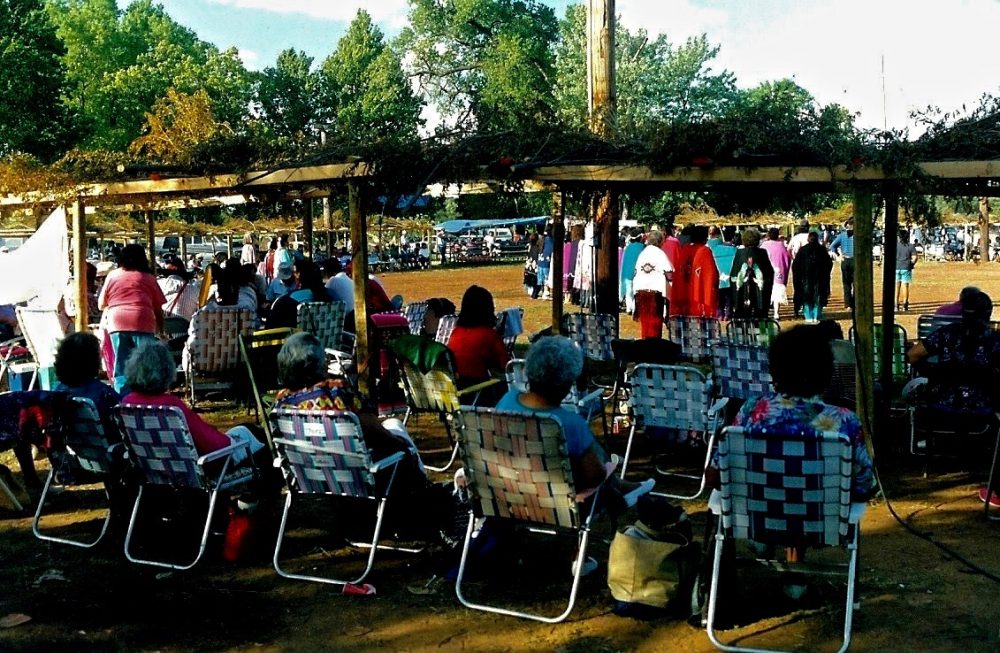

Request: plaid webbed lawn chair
left=393, top=335, right=500, bottom=472
left=850, top=323, right=909, bottom=389
left=454, top=407, right=604, bottom=623
left=496, top=307, right=525, bottom=356
left=706, top=426, right=865, bottom=653
left=240, top=327, right=296, bottom=452
left=118, top=404, right=256, bottom=570
left=434, top=314, right=459, bottom=346
left=16, top=307, right=66, bottom=390
left=33, top=397, right=121, bottom=548
left=724, top=318, right=780, bottom=348
left=562, top=312, right=617, bottom=363
left=270, top=408, right=414, bottom=586
left=669, top=315, right=722, bottom=364
left=709, top=343, right=773, bottom=415
left=0, top=336, right=31, bottom=391
left=404, top=301, right=429, bottom=335
left=297, top=301, right=353, bottom=377
left=183, top=306, right=255, bottom=405
left=916, top=314, right=961, bottom=342
left=506, top=358, right=606, bottom=437
left=621, top=364, right=723, bottom=500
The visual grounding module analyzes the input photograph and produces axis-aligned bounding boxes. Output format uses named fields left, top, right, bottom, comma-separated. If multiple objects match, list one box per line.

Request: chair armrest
left=197, top=440, right=251, bottom=466
left=457, top=377, right=502, bottom=397
left=901, top=376, right=928, bottom=400
left=325, top=347, right=354, bottom=361
left=709, top=397, right=729, bottom=417
left=848, top=501, right=867, bottom=525
left=370, top=450, right=407, bottom=473
left=708, top=488, right=723, bottom=515
left=575, top=387, right=605, bottom=408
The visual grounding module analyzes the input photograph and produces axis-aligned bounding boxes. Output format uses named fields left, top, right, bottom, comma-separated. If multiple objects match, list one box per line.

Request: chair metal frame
left=239, top=327, right=297, bottom=451
left=396, top=346, right=500, bottom=472
left=621, top=363, right=722, bottom=500
left=724, top=318, right=780, bottom=348
left=183, top=306, right=255, bottom=405
left=706, top=426, right=864, bottom=653
left=454, top=407, right=603, bottom=623
left=118, top=404, right=255, bottom=570
left=270, top=408, right=414, bottom=586
left=902, top=377, right=998, bottom=457
left=32, top=397, right=119, bottom=548
left=668, top=315, right=722, bottom=364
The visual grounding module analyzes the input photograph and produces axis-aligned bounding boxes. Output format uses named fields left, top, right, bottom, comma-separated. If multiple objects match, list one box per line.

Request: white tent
left=0, top=208, right=69, bottom=307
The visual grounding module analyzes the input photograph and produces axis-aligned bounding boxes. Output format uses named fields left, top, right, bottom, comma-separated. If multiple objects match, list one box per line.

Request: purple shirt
left=761, top=240, right=791, bottom=285
left=935, top=300, right=963, bottom=316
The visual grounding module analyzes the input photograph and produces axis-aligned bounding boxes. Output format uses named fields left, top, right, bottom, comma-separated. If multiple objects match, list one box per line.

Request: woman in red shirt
left=447, top=285, right=510, bottom=400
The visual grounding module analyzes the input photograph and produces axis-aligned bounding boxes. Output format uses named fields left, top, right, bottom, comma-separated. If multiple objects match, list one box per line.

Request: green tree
left=319, top=10, right=422, bottom=145
left=254, top=48, right=317, bottom=143
left=399, top=0, right=556, bottom=132
left=0, top=0, right=70, bottom=159
left=552, top=4, right=737, bottom=136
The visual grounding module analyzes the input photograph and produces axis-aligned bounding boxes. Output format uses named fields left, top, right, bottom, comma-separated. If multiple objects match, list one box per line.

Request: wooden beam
left=73, top=199, right=88, bottom=333
left=349, top=182, right=370, bottom=396
left=551, top=191, right=565, bottom=332
left=853, top=188, right=875, bottom=450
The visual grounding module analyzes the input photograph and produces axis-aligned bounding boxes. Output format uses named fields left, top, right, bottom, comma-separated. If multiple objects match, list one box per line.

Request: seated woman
left=496, top=336, right=654, bottom=502
left=447, top=285, right=509, bottom=398
left=274, top=332, right=427, bottom=490
left=268, top=259, right=331, bottom=329
left=53, top=332, right=121, bottom=434
left=716, top=325, right=875, bottom=502
left=421, top=297, right=456, bottom=338
left=121, top=340, right=268, bottom=472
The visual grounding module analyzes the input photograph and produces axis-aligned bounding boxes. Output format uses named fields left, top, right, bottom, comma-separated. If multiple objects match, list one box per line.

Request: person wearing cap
left=830, top=219, right=855, bottom=310
left=158, top=254, right=201, bottom=321
left=266, top=260, right=296, bottom=303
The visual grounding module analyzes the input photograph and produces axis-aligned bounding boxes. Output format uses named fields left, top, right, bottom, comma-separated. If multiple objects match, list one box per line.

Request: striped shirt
left=831, top=231, right=855, bottom=258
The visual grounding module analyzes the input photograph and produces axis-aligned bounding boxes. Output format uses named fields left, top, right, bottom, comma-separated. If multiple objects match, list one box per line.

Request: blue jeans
left=802, top=303, right=821, bottom=321
left=110, top=331, right=156, bottom=393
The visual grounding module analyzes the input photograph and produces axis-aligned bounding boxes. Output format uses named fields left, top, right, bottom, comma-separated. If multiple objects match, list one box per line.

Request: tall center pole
left=587, top=0, right=619, bottom=320
left=853, top=188, right=876, bottom=451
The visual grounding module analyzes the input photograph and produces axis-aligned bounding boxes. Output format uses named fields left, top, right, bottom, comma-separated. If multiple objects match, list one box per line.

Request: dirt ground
left=1, top=258, right=999, bottom=652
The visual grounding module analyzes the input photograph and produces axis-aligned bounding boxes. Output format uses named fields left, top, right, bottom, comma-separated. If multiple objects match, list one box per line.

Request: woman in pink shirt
left=98, top=244, right=166, bottom=392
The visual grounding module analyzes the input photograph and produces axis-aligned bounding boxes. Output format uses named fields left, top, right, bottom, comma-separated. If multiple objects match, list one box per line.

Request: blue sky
left=150, top=0, right=1000, bottom=133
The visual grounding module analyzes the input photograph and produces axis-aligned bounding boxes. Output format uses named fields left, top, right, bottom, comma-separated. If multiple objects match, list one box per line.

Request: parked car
left=156, top=235, right=228, bottom=256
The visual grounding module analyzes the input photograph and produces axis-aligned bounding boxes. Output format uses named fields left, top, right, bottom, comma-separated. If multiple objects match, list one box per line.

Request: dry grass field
left=0, top=258, right=998, bottom=652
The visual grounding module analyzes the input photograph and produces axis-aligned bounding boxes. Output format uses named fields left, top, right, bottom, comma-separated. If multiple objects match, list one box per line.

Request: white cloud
left=237, top=47, right=260, bottom=70
left=208, top=0, right=411, bottom=29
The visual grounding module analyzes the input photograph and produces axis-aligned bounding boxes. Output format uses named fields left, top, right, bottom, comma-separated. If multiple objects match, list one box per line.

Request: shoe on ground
left=571, top=556, right=598, bottom=578
left=621, top=478, right=656, bottom=508
left=783, top=583, right=807, bottom=600
left=978, top=485, right=1000, bottom=508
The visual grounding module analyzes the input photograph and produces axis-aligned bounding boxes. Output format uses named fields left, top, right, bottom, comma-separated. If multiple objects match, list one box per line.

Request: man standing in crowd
left=895, top=229, right=918, bottom=313
left=831, top=218, right=856, bottom=310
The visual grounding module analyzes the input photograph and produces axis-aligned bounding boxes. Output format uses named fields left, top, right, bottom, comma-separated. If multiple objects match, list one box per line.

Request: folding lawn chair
left=239, top=327, right=296, bottom=451
left=183, top=306, right=255, bottom=405
left=370, top=311, right=411, bottom=417
left=850, top=323, right=909, bottom=389
left=0, top=336, right=31, bottom=391
left=825, top=340, right=857, bottom=409
left=496, top=307, right=525, bottom=355
left=270, top=407, right=416, bottom=586
left=916, top=314, right=960, bottom=342
left=709, top=342, right=772, bottom=415
left=404, top=301, right=429, bottom=335
left=668, top=315, right=722, bottom=364
left=724, top=318, right=779, bottom=348
left=562, top=312, right=617, bottom=363
left=393, top=335, right=501, bottom=472
left=33, top=397, right=121, bottom=548
left=434, top=314, right=459, bottom=346
left=706, top=426, right=865, bottom=653
left=16, top=306, right=66, bottom=390
left=621, top=364, right=722, bottom=500
left=505, top=358, right=607, bottom=437
left=454, top=407, right=604, bottom=623
left=118, top=404, right=256, bottom=570
left=297, top=301, right=353, bottom=376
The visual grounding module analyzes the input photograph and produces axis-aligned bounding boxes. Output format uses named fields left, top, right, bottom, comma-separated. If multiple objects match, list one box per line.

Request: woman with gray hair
left=120, top=339, right=265, bottom=467
left=496, top=336, right=654, bottom=500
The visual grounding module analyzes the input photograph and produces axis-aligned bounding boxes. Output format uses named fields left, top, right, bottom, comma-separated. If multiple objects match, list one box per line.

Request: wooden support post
left=226, top=234, right=233, bottom=258
left=304, top=198, right=314, bottom=259
left=853, top=188, right=876, bottom=447
left=73, top=199, right=88, bottom=333
left=593, top=193, right=619, bottom=321
left=980, top=197, right=990, bottom=263
left=179, top=233, right=187, bottom=262
left=145, top=210, right=156, bottom=270
left=879, top=191, right=899, bottom=434
left=551, top=191, right=566, bottom=332
left=349, top=182, right=370, bottom=396
left=324, top=192, right=333, bottom=257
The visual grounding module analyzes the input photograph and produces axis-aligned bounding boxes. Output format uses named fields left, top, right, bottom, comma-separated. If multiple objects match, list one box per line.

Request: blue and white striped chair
left=706, top=426, right=864, bottom=653
left=668, top=315, right=722, bottom=364
left=118, top=404, right=255, bottom=570
left=724, top=318, right=780, bottom=348
left=709, top=342, right=773, bottom=414
left=269, top=408, right=412, bottom=586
